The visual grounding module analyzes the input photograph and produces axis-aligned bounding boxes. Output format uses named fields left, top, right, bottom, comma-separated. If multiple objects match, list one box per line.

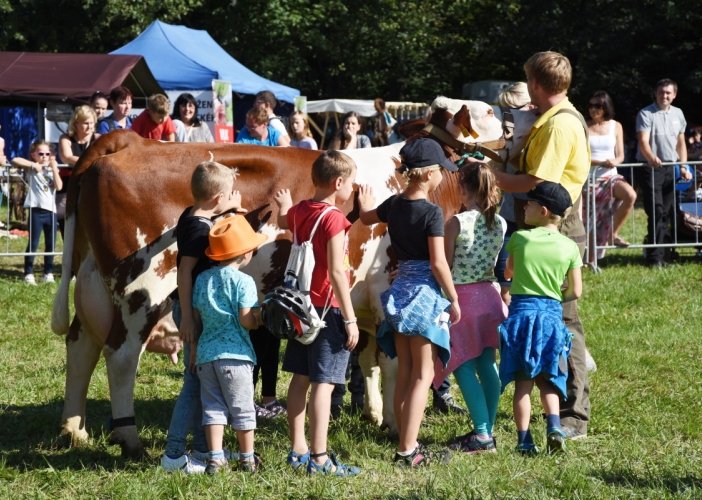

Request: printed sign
left=212, top=80, right=234, bottom=143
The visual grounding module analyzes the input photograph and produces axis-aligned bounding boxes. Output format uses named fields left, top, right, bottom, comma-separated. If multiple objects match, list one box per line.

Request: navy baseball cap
left=525, top=181, right=573, bottom=217
left=399, top=138, right=458, bottom=172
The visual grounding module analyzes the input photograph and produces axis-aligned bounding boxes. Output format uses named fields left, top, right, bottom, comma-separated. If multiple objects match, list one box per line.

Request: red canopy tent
left=0, top=52, right=164, bottom=107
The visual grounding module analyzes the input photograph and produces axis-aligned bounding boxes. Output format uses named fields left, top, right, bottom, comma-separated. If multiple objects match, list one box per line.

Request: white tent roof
left=307, top=99, right=428, bottom=117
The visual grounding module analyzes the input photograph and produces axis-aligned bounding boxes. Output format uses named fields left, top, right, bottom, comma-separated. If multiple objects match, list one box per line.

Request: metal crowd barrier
left=584, top=160, right=702, bottom=272
left=0, top=163, right=71, bottom=258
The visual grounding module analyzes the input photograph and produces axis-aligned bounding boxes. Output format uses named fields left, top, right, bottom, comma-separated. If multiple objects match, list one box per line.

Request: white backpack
left=281, top=205, right=337, bottom=344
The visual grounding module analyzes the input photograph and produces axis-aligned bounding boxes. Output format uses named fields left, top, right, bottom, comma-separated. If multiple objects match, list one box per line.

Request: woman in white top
left=586, top=91, right=637, bottom=259
left=288, top=111, right=318, bottom=150
left=171, top=93, right=215, bottom=143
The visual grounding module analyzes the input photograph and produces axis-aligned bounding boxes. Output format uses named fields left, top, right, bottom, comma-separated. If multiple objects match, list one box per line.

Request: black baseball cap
left=525, top=181, right=573, bottom=217
left=399, top=138, right=458, bottom=172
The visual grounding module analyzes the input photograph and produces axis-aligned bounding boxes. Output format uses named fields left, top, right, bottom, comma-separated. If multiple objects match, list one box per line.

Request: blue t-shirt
left=235, top=126, right=281, bottom=146
left=96, top=114, right=133, bottom=134
left=192, top=266, right=259, bottom=365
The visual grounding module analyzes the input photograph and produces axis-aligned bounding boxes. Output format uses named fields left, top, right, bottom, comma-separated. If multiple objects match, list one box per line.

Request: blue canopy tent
left=110, top=20, right=299, bottom=102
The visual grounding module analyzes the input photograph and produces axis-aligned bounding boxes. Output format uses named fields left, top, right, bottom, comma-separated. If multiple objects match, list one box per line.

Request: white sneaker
left=23, top=274, right=37, bottom=286
left=40, top=273, right=55, bottom=283
left=191, top=448, right=238, bottom=463
left=161, top=453, right=206, bottom=474
left=585, top=349, right=597, bottom=372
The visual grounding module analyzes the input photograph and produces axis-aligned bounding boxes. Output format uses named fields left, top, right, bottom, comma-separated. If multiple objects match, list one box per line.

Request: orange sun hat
left=205, top=216, right=268, bottom=261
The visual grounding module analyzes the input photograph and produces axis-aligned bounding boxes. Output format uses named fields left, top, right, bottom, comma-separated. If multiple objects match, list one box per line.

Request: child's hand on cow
left=227, top=190, right=247, bottom=213
left=274, top=189, right=293, bottom=212
left=357, top=185, right=376, bottom=210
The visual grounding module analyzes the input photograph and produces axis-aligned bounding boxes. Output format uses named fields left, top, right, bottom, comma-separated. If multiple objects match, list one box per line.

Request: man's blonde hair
left=498, top=82, right=530, bottom=108
left=148, top=94, right=170, bottom=115
left=311, top=150, right=356, bottom=187
left=403, top=165, right=441, bottom=188
left=524, top=51, right=572, bottom=96
left=246, top=106, right=269, bottom=125
left=191, top=161, right=237, bottom=201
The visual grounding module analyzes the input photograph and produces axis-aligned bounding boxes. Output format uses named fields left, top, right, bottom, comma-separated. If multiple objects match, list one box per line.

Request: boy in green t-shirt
left=499, top=181, right=583, bottom=456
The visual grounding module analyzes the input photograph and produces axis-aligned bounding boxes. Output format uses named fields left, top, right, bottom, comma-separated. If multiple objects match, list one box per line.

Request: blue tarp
left=110, top=21, right=299, bottom=102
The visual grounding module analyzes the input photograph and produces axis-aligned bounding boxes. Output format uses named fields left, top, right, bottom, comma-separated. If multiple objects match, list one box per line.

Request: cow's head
left=430, top=96, right=503, bottom=144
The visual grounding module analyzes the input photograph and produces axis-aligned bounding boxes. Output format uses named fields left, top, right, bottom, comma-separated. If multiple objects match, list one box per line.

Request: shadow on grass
left=591, top=468, right=702, bottom=493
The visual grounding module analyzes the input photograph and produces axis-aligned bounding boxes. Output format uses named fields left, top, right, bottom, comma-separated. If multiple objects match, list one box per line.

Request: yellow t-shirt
left=520, top=98, right=591, bottom=203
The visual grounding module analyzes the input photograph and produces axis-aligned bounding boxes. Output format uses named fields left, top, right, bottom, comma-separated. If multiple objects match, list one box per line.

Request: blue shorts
left=282, top=307, right=351, bottom=385
left=494, top=220, right=518, bottom=287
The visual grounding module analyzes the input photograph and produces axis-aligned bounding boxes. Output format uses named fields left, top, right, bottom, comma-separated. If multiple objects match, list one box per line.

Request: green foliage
left=2, top=1, right=702, bottom=129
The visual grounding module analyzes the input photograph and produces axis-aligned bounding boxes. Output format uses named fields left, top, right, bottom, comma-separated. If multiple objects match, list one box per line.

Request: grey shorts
left=198, top=359, right=256, bottom=430
left=282, top=307, right=351, bottom=385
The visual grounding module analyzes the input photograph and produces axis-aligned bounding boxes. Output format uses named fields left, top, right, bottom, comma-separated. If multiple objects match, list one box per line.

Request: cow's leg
left=103, top=334, right=145, bottom=459
left=377, top=350, right=398, bottom=437
left=357, top=332, right=383, bottom=427
left=60, top=316, right=102, bottom=445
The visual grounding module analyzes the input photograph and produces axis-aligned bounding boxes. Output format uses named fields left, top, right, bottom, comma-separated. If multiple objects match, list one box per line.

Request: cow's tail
left=51, top=211, right=75, bottom=336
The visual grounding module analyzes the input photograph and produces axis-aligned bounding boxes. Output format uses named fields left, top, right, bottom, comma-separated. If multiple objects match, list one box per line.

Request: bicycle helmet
left=262, top=287, right=314, bottom=341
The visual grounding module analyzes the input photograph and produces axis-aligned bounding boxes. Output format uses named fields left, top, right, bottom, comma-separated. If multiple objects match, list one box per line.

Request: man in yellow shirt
left=494, top=51, right=591, bottom=441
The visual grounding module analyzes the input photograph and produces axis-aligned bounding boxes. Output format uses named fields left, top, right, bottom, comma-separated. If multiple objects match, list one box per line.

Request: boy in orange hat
left=191, top=215, right=267, bottom=474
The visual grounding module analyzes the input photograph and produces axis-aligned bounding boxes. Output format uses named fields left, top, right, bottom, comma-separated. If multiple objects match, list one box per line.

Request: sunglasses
left=587, top=103, right=603, bottom=109
left=35, top=152, right=51, bottom=157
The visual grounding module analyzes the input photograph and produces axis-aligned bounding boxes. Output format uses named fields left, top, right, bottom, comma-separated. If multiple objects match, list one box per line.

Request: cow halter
left=423, top=109, right=515, bottom=166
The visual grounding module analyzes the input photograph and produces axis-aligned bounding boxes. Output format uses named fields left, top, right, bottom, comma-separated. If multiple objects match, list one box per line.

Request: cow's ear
left=453, top=105, right=479, bottom=139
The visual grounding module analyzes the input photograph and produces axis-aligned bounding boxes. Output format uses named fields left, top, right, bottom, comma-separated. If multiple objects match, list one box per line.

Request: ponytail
left=458, top=162, right=501, bottom=231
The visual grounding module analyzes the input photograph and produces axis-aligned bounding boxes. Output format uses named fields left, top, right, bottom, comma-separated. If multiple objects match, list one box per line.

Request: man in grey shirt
left=636, top=78, right=692, bottom=266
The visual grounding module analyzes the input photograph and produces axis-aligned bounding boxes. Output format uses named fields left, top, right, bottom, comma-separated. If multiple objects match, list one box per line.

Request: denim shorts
left=282, top=307, right=351, bottom=385
left=198, top=359, right=256, bottom=430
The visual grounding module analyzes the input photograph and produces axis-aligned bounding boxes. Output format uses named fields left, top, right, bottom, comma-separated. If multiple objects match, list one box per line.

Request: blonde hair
left=498, top=82, right=530, bottom=109
left=68, top=105, right=97, bottom=138
left=288, top=111, right=313, bottom=140
left=524, top=51, right=572, bottom=95
left=311, top=150, right=356, bottom=187
left=148, top=94, right=170, bottom=115
left=191, top=161, right=237, bottom=201
left=403, top=165, right=440, bottom=188
left=246, top=106, right=269, bottom=125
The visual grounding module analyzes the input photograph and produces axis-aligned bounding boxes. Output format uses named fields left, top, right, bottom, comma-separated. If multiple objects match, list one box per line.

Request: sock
left=397, top=443, right=419, bottom=456
left=546, top=414, right=562, bottom=433
left=517, top=429, right=533, bottom=445
left=240, top=451, right=254, bottom=461
left=263, top=400, right=277, bottom=408
left=475, top=433, right=492, bottom=443
left=209, top=449, right=225, bottom=461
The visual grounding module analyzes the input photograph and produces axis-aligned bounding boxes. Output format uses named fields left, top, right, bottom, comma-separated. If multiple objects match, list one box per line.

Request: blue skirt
left=376, top=260, right=451, bottom=368
left=498, top=295, right=573, bottom=398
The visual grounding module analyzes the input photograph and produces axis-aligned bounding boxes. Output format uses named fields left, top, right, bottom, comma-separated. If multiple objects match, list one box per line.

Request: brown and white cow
left=51, top=97, right=536, bottom=457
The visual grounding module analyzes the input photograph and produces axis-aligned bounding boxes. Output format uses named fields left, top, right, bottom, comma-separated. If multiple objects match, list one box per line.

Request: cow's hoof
left=57, top=426, right=90, bottom=448
left=380, top=422, right=399, bottom=439
left=108, top=430, right=145, bottom=460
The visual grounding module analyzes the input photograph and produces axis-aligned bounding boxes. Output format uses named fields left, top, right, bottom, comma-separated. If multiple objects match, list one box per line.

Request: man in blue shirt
left=235, top=106, right=290, bottom=147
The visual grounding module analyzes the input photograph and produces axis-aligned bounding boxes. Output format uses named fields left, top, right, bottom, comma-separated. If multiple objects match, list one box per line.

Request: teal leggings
left=453, top=348, right=500, bottom=436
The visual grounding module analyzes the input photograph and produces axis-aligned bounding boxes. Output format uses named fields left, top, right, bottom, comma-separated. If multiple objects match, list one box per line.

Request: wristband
left=342, top=317, right=357, bottom=325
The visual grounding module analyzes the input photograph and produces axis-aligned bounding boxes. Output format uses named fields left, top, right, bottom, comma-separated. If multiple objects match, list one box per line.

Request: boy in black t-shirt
left=161, top=161, right=244, bottom=474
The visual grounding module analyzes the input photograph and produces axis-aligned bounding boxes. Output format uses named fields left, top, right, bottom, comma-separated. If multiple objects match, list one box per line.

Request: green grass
left=1, top=209, right=701, bottom=499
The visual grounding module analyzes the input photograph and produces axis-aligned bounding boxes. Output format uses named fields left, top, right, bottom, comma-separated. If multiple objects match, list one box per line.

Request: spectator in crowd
left=329, top=112, right=371, bottom=150
left=254, top=91, right=289, bottom=139
left=493, top=51, right=591, bottom=441
left=57, top=105, right=99, bottom=237
left=131, top=94, right=176, bottom=141
left=687, top=128, right=702, bottom=160
left=635, top=79, right=691, bottom=267
left=368, top=98, right=396, bottom=147
left=586, top=91, right=637, bottom=260
left=495, top=82, right=535, bottom=306
left=288, top=112, right=318, bottom=150
left=0, top=125, right=6, bottom=165
left=11, top=140, right=62, bottom=285
left=235, top=106, right=290, bottom=147
left=172, top=93, right=214, bottom=143
left=96, top=86, right=133, bottom=133
left=90, top=91, right=109, bottom=120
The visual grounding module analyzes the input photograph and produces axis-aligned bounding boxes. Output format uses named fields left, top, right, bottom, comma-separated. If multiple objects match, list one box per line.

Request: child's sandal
left=306, top=451, right=361, bottom=477
left=286, top=449, right=310, bottom=471
left=394, top=443, right=451, bottom=468
left=239, top=452, right=264, bottom=473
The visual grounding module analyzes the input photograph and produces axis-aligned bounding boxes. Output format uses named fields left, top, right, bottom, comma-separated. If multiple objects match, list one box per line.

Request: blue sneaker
left=287, top=449, right=310, bottom=471
left=307, top=452, right=360, bottom=477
